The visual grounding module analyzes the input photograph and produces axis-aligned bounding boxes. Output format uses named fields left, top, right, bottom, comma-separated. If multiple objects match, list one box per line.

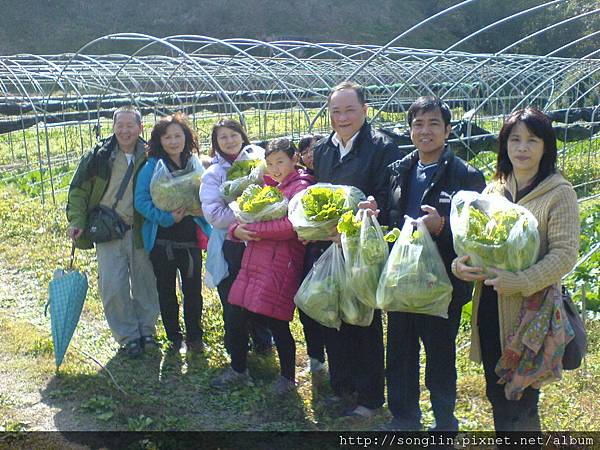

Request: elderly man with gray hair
left=67, top=106, right=159, bottom=357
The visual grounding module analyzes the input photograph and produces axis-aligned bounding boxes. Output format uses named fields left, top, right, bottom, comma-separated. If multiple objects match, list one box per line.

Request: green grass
left=0, top=110, right=598, bottom=431
left=0, top=183, right=599, bottom=432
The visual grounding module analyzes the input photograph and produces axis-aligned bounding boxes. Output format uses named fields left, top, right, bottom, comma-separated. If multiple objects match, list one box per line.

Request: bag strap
left=111, top=158, right=135, bottom=210
left=69, top=242, right=76, bottom=271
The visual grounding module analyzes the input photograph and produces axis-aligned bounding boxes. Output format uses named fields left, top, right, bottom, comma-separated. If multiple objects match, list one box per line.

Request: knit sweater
left=469, top=172, right=580, bottom=363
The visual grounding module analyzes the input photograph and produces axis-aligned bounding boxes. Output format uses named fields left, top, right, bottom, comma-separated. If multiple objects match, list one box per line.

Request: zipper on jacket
left=420, top=158, right=450, bottom=205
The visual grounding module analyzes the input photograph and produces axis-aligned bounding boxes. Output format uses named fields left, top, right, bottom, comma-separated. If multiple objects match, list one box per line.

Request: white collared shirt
left=332, top=131, right=359, bottom=161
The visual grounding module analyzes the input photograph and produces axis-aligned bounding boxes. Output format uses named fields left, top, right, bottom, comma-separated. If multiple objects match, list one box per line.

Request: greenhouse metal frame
left=0, top=0, right=597, bottom=204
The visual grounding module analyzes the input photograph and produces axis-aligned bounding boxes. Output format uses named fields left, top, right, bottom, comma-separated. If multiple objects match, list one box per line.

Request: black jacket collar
left=325, top=120, right=371, bottom=156
left=390, top=145, right=454, bottom=178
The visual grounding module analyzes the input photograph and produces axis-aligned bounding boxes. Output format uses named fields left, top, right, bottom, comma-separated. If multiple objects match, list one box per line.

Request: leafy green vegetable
left=220, top=160, right=266, bottom=202
left=339, top=286, right=374, bottom=326
left=337, top=211, right=361, bottom=236
left=233, top=184, right=287, bottom=223
left=377, top=222, right=452, bottom=318
left=383, top=227, right=401, bottom=243
left=381, top=268, right=451, bottom=313
left=466, top=206, right=521, bottom=245
left=289, top=184, right=366, bottom=241
left=295, top=276, right=341, bottom=330
left=227, top=160, right=262, bottom=181
left=149, top=157, right=203, bottom=215
left=457, top=201, right=539, bottom=272
left=303, top=187, right=348, bottom=222
left=238, top=184, right=283, bottom=214
left=294, top=243, right=346, bottom=329
left=359, top=224, right=388, bottom=265
left=342, top=213, right=389, bottom=308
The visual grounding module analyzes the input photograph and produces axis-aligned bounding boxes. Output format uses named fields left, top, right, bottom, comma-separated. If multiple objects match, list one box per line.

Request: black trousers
left=228, top=304, right=296, bottom=380
left=386, top=307, right=462, bottom=431
left=217, top=240, right=272, bottom=352
left=150, top=244, right=203, bottom=343
left=478, top=287, right=541, bottom=433
left=325, top=309, right=385, bottom=409
left=299, top=309, right=326, bottom=363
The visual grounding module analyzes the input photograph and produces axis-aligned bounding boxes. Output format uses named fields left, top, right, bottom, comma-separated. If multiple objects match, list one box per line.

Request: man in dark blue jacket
left=383, top=96, right=486, bottom=431
left=309, top=81, right=401, bottom=417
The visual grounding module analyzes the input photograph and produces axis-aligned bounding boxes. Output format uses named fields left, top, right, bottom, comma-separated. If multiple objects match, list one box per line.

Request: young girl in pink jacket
left=210, top=138, right=314, bottom=394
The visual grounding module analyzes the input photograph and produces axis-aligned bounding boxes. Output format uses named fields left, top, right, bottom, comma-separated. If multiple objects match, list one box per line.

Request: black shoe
left=186, top=340, right=205, bottom=354
left=342, top=405, right=378, bottom=418
left=384, top=416, right=421, bottom=431
left=323, top=391, right=355, bottom=410
left=428, top=424, right=459, bottom=434
left=253, top=344, right=274, bottom=355
left=139, top=336, right=157, bottom=349
left=123, top=339, right=143, bottom=358
left=167, top=339, right=184, bottom=353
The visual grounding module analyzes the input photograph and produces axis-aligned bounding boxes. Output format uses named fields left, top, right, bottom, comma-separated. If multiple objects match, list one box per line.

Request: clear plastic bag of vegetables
left=450, top=190, right=540, bottom=273
left=339, top=284, right=374, bottom=327
left=220, top=145, right=266, bottom=203
left=288, top=183, right=366, bottom=241
left=294, top=243, right=343, bottom=330
left=376, top=219, right=453, bottom=318
left=149, top=154, right=204, bottom=216
left=229, top=184, right=289, bottom=223
left=340, top=210, right=389, bottom=308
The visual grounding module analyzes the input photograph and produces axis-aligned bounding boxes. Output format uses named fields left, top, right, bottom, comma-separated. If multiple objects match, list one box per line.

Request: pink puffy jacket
left=228, top=170, right=315, bottom=321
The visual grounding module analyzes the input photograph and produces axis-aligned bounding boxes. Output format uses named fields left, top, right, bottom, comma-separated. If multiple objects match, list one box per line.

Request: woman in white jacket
left=200, top=118, right=273, bottom=355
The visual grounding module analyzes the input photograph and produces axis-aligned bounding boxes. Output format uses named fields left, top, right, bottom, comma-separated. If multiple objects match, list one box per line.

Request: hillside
left=0, top=0, right=597, bottom=56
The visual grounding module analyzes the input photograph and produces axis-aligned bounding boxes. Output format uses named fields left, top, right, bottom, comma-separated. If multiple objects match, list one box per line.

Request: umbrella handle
left=69, top=242, right=76, bottom=271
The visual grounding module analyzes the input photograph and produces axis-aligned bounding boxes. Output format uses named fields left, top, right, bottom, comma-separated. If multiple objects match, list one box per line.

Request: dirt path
left=0, top=257, right=277, bottom=433
left=0, top=261, right=101, bottom=433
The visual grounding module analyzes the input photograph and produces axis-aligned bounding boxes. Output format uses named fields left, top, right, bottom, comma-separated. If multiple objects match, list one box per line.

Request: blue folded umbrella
left=45, top=263, right=88, bottom=368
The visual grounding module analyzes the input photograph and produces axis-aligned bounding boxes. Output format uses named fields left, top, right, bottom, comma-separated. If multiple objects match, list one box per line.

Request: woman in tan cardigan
left=452, top=107, right=579, bottom=432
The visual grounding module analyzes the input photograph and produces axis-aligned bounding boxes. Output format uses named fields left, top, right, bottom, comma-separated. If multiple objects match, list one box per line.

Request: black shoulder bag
left=84, top=160, right=134, bottom=243
left=561, top=286, right=588, bottom=370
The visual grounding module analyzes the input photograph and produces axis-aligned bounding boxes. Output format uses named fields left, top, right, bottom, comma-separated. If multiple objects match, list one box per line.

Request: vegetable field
left=0, top=113, right=598, bottom=434
left=0, top=6, right=599, bottom=436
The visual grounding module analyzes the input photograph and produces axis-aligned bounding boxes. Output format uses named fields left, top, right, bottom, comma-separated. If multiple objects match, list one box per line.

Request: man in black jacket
left=383, top=96, right=486, bottom=431
left=309, top=81, right=401, bottom=417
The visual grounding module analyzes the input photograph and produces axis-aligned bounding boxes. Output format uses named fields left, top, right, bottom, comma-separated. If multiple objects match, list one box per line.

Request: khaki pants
left=96, top=230, right=159, bottom=345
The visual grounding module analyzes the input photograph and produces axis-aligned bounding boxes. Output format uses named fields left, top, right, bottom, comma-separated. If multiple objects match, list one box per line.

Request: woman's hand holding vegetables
left=171, top=207, right=186, bottom=223
left=451, top=255, right=486, bottom=282
left=483, top=267, right=518, bottom=295
left=357, top=195, right=379, bottom=217
left=234, top=224, right=260, bottom=241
